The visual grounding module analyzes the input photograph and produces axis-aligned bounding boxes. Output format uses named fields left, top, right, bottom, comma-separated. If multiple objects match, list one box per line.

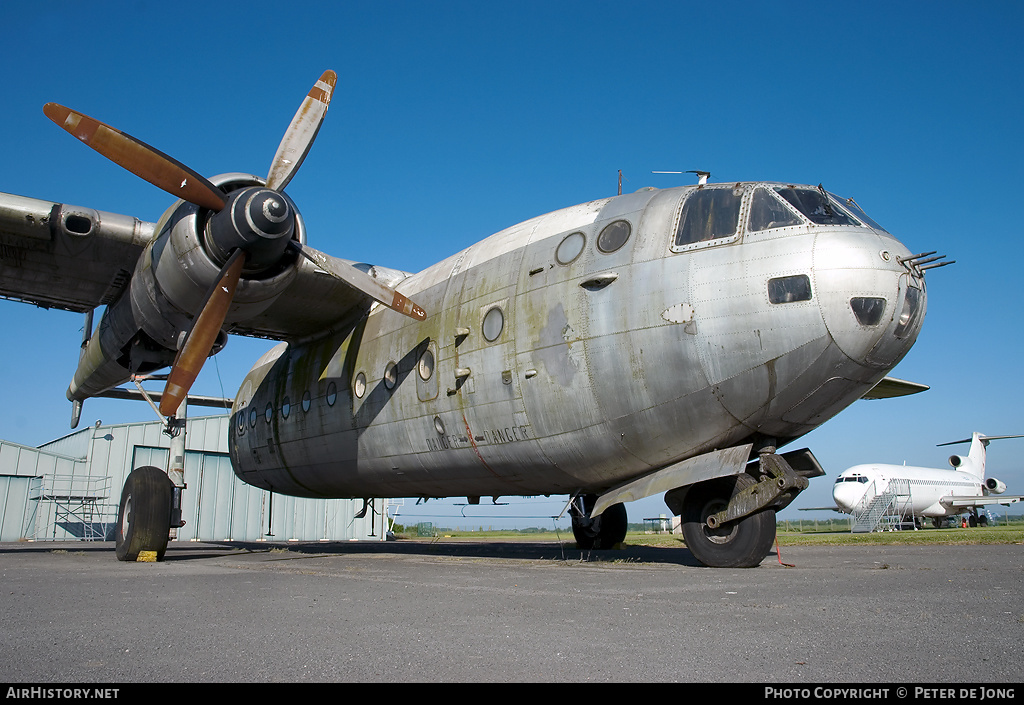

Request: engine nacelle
left=948, top=454, right=975, bottom=473
left=67, top=174, right=303, bottom=402
left=985, top=477, right=1007, bottom=494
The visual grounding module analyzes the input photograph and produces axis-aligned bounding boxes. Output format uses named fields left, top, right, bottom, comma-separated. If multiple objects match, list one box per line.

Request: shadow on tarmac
left=0, top=537, right=716, bottom=567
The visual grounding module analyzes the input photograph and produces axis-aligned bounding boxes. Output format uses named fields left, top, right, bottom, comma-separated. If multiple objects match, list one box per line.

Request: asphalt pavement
left=1, top=539, right=1021, bottom=683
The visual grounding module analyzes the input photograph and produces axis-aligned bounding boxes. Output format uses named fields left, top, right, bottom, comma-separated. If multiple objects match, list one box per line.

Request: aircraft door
left=435, top=243, right=539, bottom=489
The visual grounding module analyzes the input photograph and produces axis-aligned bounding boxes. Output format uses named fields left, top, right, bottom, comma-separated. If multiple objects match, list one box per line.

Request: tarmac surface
left=1, top=538, right=1021, bottom=683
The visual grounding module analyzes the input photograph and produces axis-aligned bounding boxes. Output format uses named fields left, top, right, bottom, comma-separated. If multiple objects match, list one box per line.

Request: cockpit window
left=835, top=475, right=869, bottom=484
left=773, top=187, right=858, bottom=226
left=674, top=187, right=742, bottom=249
left=833, top=195, right=890, bottom=233
left=748, top=187, right=803, bottom=231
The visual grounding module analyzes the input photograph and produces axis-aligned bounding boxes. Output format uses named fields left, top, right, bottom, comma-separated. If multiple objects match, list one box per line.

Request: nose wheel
left=680, top=474, right=777, bottom=568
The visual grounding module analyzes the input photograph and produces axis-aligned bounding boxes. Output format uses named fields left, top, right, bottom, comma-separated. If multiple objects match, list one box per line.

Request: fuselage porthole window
left=265, top=403, right=274, bottom=424
left=302, top=390, right=311, bottom=413
left=354, top=372, right=367, bottom=398
left=282, top=397, right=290, bottom=419
left=597, top=220, right=631, bottom=253
left=483, top=306, right=504, bottom=342
left=384, top=362, right=397, bottom=390
left=556, top=231, right=587, bottom=264
left=418, top=348, right=435, bottom=381
left=249, top=407, right=258, bottom=428
left=326, top=382, right=337, bottom=406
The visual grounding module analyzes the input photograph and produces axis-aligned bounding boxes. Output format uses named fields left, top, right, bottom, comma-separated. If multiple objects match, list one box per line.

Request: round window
left=249, top=407, right=258, bottom=428
left=482, top=307, right=504, bottom=342
left=354, top=372, right=367, bottom=398
left=418, top=348, right=435, bottom=381
left=302, top=390, right=311, bottom=413
left=384, top=362, right=397, bottom=390
left=282, top=397, right=290, bottom=419
left=326, top=382, right=337, bottom=406
left=556, top=231, right=586, bottom=265
left=265, top=403, right=274, bottom=423
left=597, top=220, right=631, bottom=253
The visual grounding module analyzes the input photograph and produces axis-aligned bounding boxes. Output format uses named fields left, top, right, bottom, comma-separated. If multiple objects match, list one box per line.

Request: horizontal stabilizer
left=861, top=376, right=930, bottom=399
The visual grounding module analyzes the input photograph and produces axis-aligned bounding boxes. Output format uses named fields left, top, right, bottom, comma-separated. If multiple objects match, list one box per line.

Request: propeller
left=45, top=70, right=426, bottom=417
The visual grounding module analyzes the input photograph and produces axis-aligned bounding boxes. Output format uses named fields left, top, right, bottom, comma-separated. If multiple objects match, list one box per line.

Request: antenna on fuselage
left=653, top=170, right=710, bottom=185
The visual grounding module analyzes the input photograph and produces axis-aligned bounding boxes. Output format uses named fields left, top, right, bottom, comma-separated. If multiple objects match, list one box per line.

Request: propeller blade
left=159, top=250, right=246, bottom=416
left=266, top=70, right=338, bottom=192
left=291, top=242, right=426, bottom=321
left=43, top=103, right=226, bottom=212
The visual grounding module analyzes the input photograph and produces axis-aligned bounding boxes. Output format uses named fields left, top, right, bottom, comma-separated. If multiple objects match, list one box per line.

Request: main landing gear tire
left=681, top=474, right=776, bottom=568
left=115, top=466, right=174, bottom=562
left=570, top=494, right=628, bottom=550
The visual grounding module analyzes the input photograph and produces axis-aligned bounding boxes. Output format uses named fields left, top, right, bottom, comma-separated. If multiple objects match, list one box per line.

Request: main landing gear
left=569, top=494, right=628, bottom=550
left=115, top=466, right=174, bottom=561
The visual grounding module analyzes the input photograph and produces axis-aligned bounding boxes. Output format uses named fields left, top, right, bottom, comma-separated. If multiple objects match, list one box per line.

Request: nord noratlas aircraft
left=0, top=70, right=948, bottom=567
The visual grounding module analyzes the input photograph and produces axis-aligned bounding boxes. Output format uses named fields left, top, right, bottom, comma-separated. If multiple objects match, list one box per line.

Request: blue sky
left=2, top=1, right=1022, bottom=529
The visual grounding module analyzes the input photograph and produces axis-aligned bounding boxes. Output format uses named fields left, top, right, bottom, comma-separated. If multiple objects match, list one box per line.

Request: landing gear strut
left=569, top=494, right=628, bottom=549
left=114, top=466, right=174, bottom=561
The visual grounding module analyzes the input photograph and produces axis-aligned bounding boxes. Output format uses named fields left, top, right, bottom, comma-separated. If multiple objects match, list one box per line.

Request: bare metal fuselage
left=230, top=183, right=925, bottom=500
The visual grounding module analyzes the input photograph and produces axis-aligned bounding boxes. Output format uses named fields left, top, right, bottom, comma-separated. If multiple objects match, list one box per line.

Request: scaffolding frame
left=23, top=474, right=117, bottom=541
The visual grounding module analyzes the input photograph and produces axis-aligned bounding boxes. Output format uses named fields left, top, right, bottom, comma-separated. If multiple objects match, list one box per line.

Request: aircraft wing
left=0, top=193, right=153, bottom=313
left=0, top=192, right=379, bottom=340
left=799, top=505, right=843, bottom=512
left=861, top=376, right=930, bottom=399
left=944, top=495, right=1023, bottom=509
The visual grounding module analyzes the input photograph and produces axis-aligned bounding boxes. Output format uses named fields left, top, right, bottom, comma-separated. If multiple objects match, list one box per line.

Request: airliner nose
left=814, top=232, right=927, bottom=369
left=833, top=478, right=865, bottom=512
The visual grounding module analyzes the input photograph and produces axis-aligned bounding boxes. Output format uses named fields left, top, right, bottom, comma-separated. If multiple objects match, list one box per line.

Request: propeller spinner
left=45, top=70, right=426, bottom=417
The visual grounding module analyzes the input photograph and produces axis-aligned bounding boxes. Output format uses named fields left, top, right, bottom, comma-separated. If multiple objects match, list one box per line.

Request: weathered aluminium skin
left=0, top=71, right=939, bottom=566
left=229, top=182, right=926, bottom=501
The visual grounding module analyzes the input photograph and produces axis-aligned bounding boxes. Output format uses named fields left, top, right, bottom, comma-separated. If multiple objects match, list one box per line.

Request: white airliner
left=830, top=433, right=1024, bottom=527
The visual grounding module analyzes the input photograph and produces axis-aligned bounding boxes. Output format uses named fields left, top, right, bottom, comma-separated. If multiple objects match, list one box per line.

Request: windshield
left=773, top=187, right=858, bottom=226
left=831, top=194, right=890, bottom=233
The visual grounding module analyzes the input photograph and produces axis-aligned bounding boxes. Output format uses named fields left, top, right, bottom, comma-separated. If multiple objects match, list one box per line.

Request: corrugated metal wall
left=1, top=415, right=385, bottom=543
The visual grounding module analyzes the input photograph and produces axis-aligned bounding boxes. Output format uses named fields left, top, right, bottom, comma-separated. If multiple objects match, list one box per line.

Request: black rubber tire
left=115, top=466, right=173, bottom=562
left=570, top=495, right=628, bottom=549
left=681, top=474, right=776, bottom=568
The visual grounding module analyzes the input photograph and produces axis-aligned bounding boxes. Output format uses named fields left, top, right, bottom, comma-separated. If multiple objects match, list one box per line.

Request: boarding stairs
left=851, top=478, right=914, bottom=533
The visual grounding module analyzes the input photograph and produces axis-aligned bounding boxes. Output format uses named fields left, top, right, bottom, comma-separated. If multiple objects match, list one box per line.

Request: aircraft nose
left=814, top=232, right=927, bottom=369
left=833, top=479, right=864, bottom=512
